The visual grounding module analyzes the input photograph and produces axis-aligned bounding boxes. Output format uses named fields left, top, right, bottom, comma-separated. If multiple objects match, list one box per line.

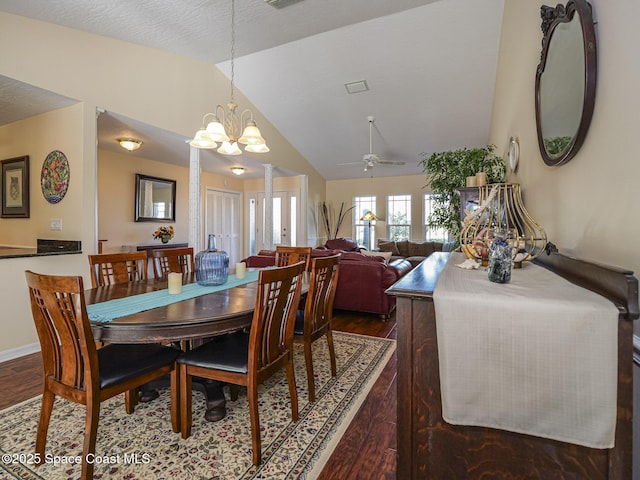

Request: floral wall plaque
left=40, top=150, right=70, bottom=204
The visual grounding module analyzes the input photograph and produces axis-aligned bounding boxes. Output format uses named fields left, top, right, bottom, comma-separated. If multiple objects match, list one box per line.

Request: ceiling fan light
left=218, top=141, right=242, bottom=155
left=245, top=143, right=270, bottom=153
left=189, top=129, right=217, bottom=148
left=238, top=121, right=265, bottom=145
left=205, top=119, right=230, bottom=143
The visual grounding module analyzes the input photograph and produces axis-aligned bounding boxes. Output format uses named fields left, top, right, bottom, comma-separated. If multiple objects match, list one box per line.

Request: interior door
left=205, top=189, right=242, bottom=265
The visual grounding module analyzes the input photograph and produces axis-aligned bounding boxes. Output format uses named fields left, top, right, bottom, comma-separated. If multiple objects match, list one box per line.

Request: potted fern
left=419, top=145, right=505, bottom=242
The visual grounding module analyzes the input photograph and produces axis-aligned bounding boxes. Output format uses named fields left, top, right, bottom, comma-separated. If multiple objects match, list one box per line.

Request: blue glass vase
left=195, top=234, right=229, bottom=286
left=487, top=228, right=515, bottom=284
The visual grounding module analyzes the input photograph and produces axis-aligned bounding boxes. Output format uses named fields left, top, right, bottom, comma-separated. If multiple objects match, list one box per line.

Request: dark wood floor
left=0, top=309, right=397, bottom=479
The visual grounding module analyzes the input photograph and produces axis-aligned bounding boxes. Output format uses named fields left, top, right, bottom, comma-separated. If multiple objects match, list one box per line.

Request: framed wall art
left=1, top=155, right=30, bottom=218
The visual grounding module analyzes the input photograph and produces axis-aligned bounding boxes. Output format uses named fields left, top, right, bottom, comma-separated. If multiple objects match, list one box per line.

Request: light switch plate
left=50, top=218, right=62, bottom=231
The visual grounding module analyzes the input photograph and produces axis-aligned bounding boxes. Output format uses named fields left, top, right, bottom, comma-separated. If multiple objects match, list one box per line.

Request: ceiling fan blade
left=336, top=162, right=364, bottom=166
left=376, top=159, right=406, bottom=165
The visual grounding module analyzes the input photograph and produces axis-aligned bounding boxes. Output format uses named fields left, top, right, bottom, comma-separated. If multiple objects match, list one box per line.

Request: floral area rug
left=0, top=332, right=395, bottom=480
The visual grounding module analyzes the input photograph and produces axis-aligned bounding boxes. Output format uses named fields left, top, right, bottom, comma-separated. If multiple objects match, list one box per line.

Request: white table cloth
left=433, top=252, right=619, bottom=448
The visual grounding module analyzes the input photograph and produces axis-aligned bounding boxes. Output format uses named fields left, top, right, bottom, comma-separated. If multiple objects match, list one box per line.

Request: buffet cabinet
left=386, top=250, right=638, bottom=479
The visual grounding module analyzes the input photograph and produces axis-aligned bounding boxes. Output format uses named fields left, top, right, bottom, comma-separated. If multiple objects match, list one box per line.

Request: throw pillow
left=325, top=237, right=358, bottom=251
left=378, top=241, right=400, bottom=256
left=396, top=240, right=410, bottom=257
left=408, top=241, right=435, bottom=257
left=362, top=250, right=392, bottom=263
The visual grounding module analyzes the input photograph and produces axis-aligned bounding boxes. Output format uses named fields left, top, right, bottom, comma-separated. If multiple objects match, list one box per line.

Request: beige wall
left=0, top=105, right=84, bottom=246
left=325, top=175, right=428, bottom=243
left=0, top=104, right=93, bottom=355
left=97, top=150, right=247, bottom=252
left=0, top=11, right=325, bottom=356
left=490, top=0, right=639, bottom=285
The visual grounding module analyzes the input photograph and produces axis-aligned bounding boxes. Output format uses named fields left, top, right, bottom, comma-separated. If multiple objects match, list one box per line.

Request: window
left=354, top=196, right=376, bottom=249
left=387, top=195, right=411, bottom=241
left=424, top=193, right=449, bottom=241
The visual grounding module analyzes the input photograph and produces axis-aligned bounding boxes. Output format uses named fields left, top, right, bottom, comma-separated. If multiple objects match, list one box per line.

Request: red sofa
left=242, top=242, right=412, bottom=320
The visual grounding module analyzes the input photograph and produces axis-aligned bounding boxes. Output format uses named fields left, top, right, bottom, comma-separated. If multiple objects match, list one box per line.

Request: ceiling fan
left=338, top=116, right=406, bottom=171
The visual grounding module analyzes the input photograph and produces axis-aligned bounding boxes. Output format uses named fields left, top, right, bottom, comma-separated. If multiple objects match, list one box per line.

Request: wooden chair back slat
left=87, top=251, right=148, bottom=287
left=150, top=247, right=195, bottom=278
left=275, top=246, right=312, bottom=271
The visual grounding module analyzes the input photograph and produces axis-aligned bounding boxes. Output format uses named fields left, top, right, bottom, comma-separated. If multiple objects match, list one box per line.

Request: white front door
left=205, top=188, right=242, bottom=265
left=255, top=190, right=298, bottom=251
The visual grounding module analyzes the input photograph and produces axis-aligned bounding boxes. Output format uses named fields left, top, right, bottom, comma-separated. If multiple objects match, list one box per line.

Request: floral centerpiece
left=153, top=225, right=174, bottom=244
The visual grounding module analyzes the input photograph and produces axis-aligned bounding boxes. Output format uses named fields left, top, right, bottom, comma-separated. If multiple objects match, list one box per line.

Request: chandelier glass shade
left=460, top=183, right=547, bottom=265
left=190, top=0, right=269, bottom=155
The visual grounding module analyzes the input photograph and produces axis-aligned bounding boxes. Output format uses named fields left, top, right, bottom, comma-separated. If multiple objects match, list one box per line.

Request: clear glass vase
left=195, top=234, right=229, bottom=286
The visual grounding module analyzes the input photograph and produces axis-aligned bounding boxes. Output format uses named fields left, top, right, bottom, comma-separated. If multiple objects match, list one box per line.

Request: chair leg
left=247, top=381, right=262, bottom=466
left=285, top=360, right=299, bottom=422
left=125, top=388, right=139, bottom=414
left=326, top=330, right=337, bottom=377
left=303, top=341, right=316, bottom=402
left=81, top=397, right=100, bottom=480
left=229, top=384, right=239, bottom=401
left=170, top=367, right=180, bottom=434
left=35, top=389, right=55, bottom=463
left=179, top=364, right=192, bottom=439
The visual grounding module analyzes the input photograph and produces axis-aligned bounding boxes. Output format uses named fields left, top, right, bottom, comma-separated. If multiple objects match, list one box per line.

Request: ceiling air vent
left=264, top=0, right=304, bottom=9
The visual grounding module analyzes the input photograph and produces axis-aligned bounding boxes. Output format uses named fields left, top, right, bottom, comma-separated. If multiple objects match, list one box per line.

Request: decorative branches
left=319, top=201, right=354, bottom=240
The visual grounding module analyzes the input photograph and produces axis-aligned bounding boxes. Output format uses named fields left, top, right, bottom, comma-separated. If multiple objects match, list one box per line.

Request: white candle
left=167, top=272, right=182, bottom=294
left=235, top=262, right=246, bottom=279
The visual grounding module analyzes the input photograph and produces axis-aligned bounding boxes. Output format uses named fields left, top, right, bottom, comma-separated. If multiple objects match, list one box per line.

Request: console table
left=386, top=248, right=638, bottom=479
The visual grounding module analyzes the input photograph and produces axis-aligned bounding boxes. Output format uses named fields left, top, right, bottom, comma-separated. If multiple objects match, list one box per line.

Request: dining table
left=85, top=269, right=295, bottom=422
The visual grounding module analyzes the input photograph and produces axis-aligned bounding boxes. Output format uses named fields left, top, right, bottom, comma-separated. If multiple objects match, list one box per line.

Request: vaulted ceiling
left=0, top=0, right=505, bottom=180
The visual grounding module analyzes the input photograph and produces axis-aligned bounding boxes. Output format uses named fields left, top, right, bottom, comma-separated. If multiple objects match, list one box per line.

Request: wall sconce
left=117, top=138, right=143, bottom=152
left=230, top=167, right=245, bottom=175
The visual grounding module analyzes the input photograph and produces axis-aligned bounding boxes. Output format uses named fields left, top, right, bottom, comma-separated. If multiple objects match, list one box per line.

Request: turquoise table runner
left=87, top=270, right=260, bottom=323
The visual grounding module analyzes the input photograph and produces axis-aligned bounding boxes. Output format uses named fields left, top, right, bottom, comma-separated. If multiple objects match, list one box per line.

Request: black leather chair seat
left=177, top=331, right=249, bottom=374
left=98, top=344, right=180, bottom=390
left=294, top=310, right=305, bottom=336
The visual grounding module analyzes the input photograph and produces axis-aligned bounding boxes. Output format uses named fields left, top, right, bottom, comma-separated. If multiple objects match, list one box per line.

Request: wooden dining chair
left=24, top=270, right=180, bottom=480
left=177, top=261, right=305, bottom=465
left=87, top=251, right=148, bottom=288
left=294, top=254, right=341, bottom=402
left=150, top=247, right=195, bottom=278
left=275, top=245, right=312, bottom=271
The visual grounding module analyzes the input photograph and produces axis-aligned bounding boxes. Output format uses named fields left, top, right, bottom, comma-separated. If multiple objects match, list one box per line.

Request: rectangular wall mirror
left=135, top=173, right=176, bottom=222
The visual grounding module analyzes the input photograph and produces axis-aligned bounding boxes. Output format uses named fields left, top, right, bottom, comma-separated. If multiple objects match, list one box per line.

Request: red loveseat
left=242, top=242, right=412, bottom=320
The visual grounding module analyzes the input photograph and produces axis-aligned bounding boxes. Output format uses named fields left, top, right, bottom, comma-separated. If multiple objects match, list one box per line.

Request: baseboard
left=0, top=343, right=40, bottom=364
left=634, top=334, right=640, bottom=367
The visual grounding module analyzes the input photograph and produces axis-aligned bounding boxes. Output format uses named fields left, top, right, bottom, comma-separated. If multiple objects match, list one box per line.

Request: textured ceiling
left=0, top=0, right=505, bottom=180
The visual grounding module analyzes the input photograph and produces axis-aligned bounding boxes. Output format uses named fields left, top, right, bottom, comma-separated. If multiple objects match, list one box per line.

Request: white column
left=264, top=163, right=274, bottom=250
left=299, top=174, right=308, bottom=246
left=189, top=146, right=202, bottom=254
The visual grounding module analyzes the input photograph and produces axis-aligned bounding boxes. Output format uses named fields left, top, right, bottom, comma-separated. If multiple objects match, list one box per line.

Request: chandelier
left=190, top=0, right=269, bottom=155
